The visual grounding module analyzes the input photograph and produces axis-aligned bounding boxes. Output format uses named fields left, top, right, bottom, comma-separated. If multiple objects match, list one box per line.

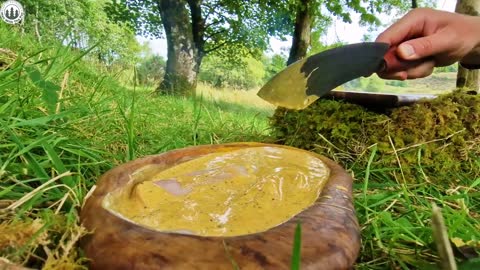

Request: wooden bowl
left=80, top=142, right=360, bottom=269
left=326, top=90, right=436, bottom=111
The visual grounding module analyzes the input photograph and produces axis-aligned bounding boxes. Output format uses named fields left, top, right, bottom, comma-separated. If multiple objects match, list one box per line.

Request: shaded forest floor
left=1, top=28, right=479, bottom=269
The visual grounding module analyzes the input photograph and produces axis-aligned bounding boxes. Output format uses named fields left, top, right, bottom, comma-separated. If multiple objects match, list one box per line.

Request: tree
left=137, top=55, right=166, bottom=86
left=455, top=0, right=479, bottom=92
left=19, top=0, right=141, bottom=66
left=155, top=0, right=200, bottom=95
left=287, top=0, right=315, bottom=65
left=263, top=54, right=288, bottom=81
left=199, top=55, right=265, bottom=89
left=285, top=0, right=400, bottom=65
left=107, top=0, right=287, bottom=95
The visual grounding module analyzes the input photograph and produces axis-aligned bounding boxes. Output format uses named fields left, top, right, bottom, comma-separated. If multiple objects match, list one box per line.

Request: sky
left=138, top=0, right=457, bottom=58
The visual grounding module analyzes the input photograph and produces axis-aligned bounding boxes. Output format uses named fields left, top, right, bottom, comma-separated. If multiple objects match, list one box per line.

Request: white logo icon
left=1, top=1, right=24, bottom=24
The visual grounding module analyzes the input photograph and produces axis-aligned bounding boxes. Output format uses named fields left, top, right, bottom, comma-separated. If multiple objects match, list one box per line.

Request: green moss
left=271, top=91, right=480, bottom=182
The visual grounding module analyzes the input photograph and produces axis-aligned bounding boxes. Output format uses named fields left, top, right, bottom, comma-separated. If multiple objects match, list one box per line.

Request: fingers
left=396, top=30, right=455, bottom=60
left=404, top=59, right=436, bottom=78
left=377, top=71, right=408, bottom=80
left=383, top=46, right=411, bottom=72
left=375, top=8, right=433, bottom=45
left=376, top=8, right=459, bottom=61
left=460, top=46, right=480, bottom=66
left=375, top=7, right=480, bottom=83
left=377, top=59, right=435, bottom=80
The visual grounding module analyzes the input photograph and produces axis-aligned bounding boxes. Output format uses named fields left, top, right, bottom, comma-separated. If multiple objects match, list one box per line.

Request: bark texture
left=287, top=0, right=312, bottom=66
left=455, top=0, right=480, bottom=93
left=156, top=0, right=203, bottom=96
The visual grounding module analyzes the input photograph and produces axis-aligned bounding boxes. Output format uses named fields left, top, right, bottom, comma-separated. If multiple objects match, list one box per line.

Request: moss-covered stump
left=271, top=91, right=480, bottom=182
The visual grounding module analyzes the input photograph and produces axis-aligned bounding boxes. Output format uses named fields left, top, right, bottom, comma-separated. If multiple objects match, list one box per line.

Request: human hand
left=376, top=8, right=480, bottom=80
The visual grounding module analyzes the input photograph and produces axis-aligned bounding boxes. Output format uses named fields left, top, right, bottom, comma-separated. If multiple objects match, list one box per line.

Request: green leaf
left=26, top=65, right=43, bottom=83
left=40, top=80, right=60, bottom=112
left=459, top=258, right=480, bottom=270
left=25, top=65, right=60, bottom=114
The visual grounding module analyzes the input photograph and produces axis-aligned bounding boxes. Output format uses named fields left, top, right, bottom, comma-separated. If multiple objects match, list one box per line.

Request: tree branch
left=204, top=19, right=223, bottom=29
left=204, top=40, right=228, bottom=54
left=202, top=0, right=220, bottom=20
left=204, top=28, right=229, bottom=40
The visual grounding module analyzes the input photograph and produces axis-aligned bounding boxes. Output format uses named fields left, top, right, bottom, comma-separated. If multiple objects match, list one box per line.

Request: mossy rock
left=271, top=91, right=480, bottom=183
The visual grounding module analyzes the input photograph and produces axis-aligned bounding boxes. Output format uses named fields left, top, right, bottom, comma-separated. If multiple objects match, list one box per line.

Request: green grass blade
left=291, top=222, right=302, bottom=270
left=8, top=112, right=69, bottom=128
left=49, top=42, right=99, bottom=79
left=11, top=134, right=55, bottom=159
left=5, top=127, right=49, bottom=180
left=42, top=143, right=74, bottom=187
left=363, top=145, right=377, bottom=210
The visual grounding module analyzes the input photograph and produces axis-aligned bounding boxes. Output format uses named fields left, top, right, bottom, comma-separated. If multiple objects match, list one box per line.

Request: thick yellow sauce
left=103, top=146, right=329, bottom=237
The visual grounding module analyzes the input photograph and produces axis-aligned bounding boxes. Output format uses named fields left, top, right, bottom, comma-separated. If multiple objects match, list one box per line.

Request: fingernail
left=399, top=44, right=415, bottom=58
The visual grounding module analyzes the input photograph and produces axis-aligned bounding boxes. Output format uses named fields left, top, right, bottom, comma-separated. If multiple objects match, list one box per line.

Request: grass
left=381, top=72, right=459, bottom=94
left=347, top=71, right=459, bottom=95
left=353, top=158, right=480, bottom=269
left=291, top=222, right=302, bottom=270
left=1, top=25, right=479, bottom=269
left=197, top=83, right=276, bottom=112
left=0, top=25, right=272, bottom=268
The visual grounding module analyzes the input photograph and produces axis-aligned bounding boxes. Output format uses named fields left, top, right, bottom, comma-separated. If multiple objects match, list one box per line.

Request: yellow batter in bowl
left=103, top=146, right=330, bottom=237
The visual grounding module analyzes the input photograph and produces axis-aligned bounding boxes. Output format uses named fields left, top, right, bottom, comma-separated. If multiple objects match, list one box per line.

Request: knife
left=257, top=42, right=400, bottom=110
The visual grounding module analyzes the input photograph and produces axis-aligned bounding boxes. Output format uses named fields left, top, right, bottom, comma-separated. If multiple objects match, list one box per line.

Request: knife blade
left=257, top=42, right=391, bottom=110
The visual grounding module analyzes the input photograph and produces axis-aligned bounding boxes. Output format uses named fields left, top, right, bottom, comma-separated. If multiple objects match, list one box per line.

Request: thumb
left=397, top=32, right=451, bottom=60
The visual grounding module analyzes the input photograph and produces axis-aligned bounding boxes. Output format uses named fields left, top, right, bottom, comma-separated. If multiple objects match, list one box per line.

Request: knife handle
left=381, top=46, right=411, bottom=73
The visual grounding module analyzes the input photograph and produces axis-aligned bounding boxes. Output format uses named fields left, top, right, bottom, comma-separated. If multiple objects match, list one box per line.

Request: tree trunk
left=455, top=0, right=479, bottom=93
left=411, top=0, right=417, bottom=9
left=187, top=0, right=205, bottom=59
left=155, top=0, right=200, bottom=96
left=287, top=0, right=312, bottom=66
left=456, top=67, right=478, bottom=91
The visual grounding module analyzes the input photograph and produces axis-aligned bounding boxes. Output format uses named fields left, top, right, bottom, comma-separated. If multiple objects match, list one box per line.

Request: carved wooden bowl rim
left=80, top=142, right=361, bottom=269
